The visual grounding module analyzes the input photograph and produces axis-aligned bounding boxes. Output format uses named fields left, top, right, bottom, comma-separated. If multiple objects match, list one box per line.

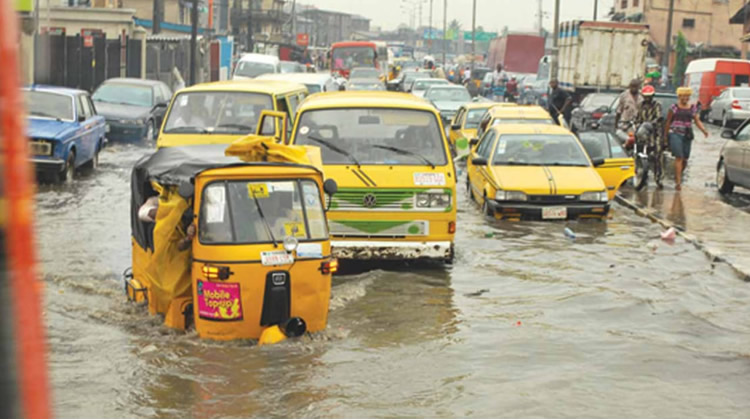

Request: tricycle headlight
left=416, top=193, right=431, bottom=207
left=580, top=191, right=608, bottom=202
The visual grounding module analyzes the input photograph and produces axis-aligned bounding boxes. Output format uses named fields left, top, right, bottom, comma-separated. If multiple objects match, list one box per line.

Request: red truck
left=486, top=34, right=545, bottom=74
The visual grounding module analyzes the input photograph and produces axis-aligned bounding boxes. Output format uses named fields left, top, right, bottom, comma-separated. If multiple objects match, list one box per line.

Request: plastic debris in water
left=647, top=240, right=659, bottom=252
left=516, top=321, right=522, bottom=326
left=484, top=232, right=494, bottom=238
left=661, top=227, right=677, bottom=242
left=564, top=227, right=576, bottom=239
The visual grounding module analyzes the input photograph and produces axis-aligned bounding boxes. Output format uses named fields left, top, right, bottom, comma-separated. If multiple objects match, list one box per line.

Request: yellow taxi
left=156, top=80, right=307, bottom=148
left=287, top=91, right=457, bottom=262
left=448, top=102, right=495, bottom=156
left=476, top=104, right=555, bottom=139
left=466, top=124, right=612, bottom=220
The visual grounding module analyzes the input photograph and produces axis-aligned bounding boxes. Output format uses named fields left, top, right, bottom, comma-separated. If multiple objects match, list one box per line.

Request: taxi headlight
left=416, top=192, right=451, bottom=208
left=580, top=191, right=608, bottom=202
left=495, top=190, right=527, bottom=201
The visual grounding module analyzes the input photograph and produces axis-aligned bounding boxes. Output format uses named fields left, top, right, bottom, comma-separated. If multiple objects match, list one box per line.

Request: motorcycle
left=624, top=121, right=664, bottom=190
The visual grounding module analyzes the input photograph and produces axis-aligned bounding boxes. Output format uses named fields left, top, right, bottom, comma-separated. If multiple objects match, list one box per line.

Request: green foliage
left=673, top=31, right=688, bottom=85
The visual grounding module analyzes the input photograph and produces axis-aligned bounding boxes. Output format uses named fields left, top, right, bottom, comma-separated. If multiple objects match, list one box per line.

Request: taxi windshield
left=294, top=108, right=447, bottom=166
left=199, top=179, right=328, bottom=245
left=465, top=108, right=489, bottom=129
left=425, top=88, right=471, bottom=102
left=332, top=47, right=376, bottom=70
left=163, top=91, right=273, bottom=134
left=492, top=134, right=590, bottom=167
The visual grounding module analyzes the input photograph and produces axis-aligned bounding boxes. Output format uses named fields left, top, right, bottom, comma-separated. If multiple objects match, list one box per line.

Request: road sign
left=15, top=0, right=32, bottom=12
left=83, top=35, right=93, bottom=48
left=296, top=33, right=309, bottom=47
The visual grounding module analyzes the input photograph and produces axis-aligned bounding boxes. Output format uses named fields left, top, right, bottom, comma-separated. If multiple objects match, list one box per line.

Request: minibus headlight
left=416, top=192, right=451, bottom=208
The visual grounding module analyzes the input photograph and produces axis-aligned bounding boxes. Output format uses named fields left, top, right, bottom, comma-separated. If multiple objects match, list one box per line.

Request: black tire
left=481, top=195, right=493, bottom=216
left=717, top=159, right=735, bottom=194
left=53, top=151, right=75, bottom=184
left=634, top=155, right=650, bottom=191
left=83, top=143, right=100, bottom=172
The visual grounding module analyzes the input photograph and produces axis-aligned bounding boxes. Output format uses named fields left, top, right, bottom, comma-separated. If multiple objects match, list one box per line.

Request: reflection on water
left=35, top=146, right=750, bottom=418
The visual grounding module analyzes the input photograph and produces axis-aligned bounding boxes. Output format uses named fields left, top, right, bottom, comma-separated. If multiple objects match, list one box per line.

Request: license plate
left=542, top=206, right=567, bottom=220
left=261, top=251, right=294, bottom=266
left=30, top=141, right=51, bottom=156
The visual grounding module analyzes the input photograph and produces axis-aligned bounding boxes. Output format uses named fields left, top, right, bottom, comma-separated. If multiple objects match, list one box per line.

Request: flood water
left=35, top=142, right=750, bottom=418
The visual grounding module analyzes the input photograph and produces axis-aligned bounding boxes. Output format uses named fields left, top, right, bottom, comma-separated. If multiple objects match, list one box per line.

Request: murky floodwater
left=35, top=141, right=750, bottom=418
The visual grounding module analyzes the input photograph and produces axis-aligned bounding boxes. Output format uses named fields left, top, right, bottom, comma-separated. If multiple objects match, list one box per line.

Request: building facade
left=613, top=0, right=745, bottom=57
left=299, top=7, right=371, bottom=47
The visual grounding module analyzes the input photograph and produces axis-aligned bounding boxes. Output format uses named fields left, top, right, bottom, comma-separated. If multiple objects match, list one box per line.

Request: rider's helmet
left=641, top=85, right=655, bottom=97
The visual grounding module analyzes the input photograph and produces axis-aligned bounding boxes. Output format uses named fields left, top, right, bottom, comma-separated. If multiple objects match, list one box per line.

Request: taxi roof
left=298, top=91, right=436, bottom=112
left=489, top=123, right=573, bottom=136
left=486, top=105, right=551, bottom=119
left=461, top=101, right=497, bottom=110
left=176, top=80, right=307, bottom=95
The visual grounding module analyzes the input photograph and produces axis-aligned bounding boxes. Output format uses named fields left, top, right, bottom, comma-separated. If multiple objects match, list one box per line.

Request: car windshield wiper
left=546, top=162, right=589, bottom=167
left=495, top=161, right=534, bottom=166
left=250, top=190, right=278, bottom=248
left=216, top=123, right=254, bottom=131
left=306, top=135, right=361, bottom=166
left=370, top=144, right=436, bottom=169
left=164, top=126, right=210, bottom=134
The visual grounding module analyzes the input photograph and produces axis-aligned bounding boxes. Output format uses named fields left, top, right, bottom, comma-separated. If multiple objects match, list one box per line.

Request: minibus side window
left=716, top=73, right=732, bottom=87
left=736, top=75, right=749, bottom=87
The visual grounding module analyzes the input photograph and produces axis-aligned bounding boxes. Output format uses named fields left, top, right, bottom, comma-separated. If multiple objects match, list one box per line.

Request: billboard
left=423, top=28, right=497, bottom=41
left=15, top=0, right=33, bottom=12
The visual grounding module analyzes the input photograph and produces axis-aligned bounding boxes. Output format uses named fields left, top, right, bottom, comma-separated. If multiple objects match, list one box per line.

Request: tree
left=673, top=31, right=688, bottom=86
left=449, top=19, right=462, bottom=32
left=476, top=25, right=485, bottom=33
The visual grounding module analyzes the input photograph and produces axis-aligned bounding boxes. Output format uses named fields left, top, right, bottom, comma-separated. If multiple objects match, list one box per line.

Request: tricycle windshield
left=199, top=179, right=328, bottom=245
left=24, top=91, right=74, bottom=121
left=163, top=91, right=274, bottom=135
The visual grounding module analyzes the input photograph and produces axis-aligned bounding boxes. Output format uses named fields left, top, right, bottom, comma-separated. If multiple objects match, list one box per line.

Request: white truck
left=556, top=21, right=650, bottom=95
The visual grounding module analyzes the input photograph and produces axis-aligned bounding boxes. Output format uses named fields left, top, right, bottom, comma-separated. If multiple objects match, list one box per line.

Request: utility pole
left=291, top=0, right=297, bottom=38
left=537, top=0, right=543, bottom=36
left=442, top=0, right=447, bottom=65
left=419, top=1, right=423, bottom=32
left=190, top=0, right=198, bottom=85
left=663, top=0, right=675, bottom=85
left=552, top=0, right=560, bottom=78
left=247, top=1, right=254, bottom=53
left=471, top=0, right=476, bottom=71
left=429, top=0, right=433, bottom=54
left=153, top=0, right=163, bottom=34
left=593, top=0, right=598, bottom=21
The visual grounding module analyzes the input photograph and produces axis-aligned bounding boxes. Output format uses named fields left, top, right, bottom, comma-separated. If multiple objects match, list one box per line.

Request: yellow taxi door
left=467, top=130, right=497, bottom=200
left=596, top=157, right=634, bottom=199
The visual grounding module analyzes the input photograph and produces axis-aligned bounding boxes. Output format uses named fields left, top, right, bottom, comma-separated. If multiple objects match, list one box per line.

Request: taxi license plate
left=542, top=207, right=567, bottom=220
left=30, top=141, right=51, bottom=156
left=261, top=251, right=294, bottom=266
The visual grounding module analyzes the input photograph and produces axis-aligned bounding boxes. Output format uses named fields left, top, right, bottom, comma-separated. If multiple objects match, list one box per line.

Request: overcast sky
left=298, top=0, right=616, bottom=33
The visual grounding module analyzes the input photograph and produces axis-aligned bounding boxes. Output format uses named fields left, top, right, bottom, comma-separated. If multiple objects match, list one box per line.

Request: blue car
left=24, top=86, right=107, bottom=183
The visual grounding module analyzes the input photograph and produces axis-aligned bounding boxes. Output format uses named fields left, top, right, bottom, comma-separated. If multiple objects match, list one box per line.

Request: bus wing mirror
left=323, top=179, right=338, bottom=211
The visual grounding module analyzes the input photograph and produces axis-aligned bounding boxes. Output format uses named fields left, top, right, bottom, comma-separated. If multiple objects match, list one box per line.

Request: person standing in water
left=664, top=87, right=708, bottom=190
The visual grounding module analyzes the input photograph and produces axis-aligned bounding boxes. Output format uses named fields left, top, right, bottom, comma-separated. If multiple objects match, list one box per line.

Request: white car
left=410, top=78, right=450, bottom=98
left=233, top=53, right=280, bottom=80
left=257, top=72, right=342, bottom=94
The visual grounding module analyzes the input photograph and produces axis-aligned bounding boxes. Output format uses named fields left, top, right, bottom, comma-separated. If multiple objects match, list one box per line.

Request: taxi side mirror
left=178, top=181, right=195, bottom=199
left=323, top=179, right=338, bottom=211
left=451, top=123, right=461, bottom=130
left=471, top=157, right=488, bottom=166
left=721, top=129, right=735, bottom=139
left=591, top=157, right=606, bottom=167
left=469, top=138, right=479, bottom=147
left=256, top=110, right=288, bottom=144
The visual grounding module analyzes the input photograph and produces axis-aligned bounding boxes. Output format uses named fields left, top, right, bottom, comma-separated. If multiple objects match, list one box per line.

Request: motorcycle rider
left=614, top=78, right=643, bottom=131
left=634, top=85, right=664, bottom=188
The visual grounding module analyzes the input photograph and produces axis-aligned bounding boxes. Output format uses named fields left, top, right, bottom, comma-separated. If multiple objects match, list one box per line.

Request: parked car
left=570, top=92, right=619, bottom=132
left=706, top=87, right=750, bottom=127
left=24, top=85, right=107, bottom=183
left=410, top=78, right=450, bottom=97
left=280, top=60, right=306, bottom=74
left=598, top=92, right=677, bottom=133
left=717, top=119, right=750, bottom=194
left=520, top=78, right=549, bottom=106
left=233, top=53, right=280, bottom=80
left=92, top=78, right=172, bottom=142
left=424, top=85, right=472, bottom=124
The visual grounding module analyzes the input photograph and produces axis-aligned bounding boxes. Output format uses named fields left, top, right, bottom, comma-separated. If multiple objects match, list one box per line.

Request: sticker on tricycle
left=247, top=183, right=269, bottom=198
left=197, top=281, right=243, bottom=321
left=413, top=172, right=446, bottom=186
left=261, top=250, right=294, bottom=266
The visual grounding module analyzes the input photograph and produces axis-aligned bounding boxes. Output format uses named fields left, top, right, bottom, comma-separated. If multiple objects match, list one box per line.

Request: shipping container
left=487, top=34, right=545, bottom=75
left=558, top=21, right=650, bottom=94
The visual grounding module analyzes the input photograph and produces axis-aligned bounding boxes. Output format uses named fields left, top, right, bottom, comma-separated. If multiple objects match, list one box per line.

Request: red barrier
left=0, top=3, right=51, bottom=418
